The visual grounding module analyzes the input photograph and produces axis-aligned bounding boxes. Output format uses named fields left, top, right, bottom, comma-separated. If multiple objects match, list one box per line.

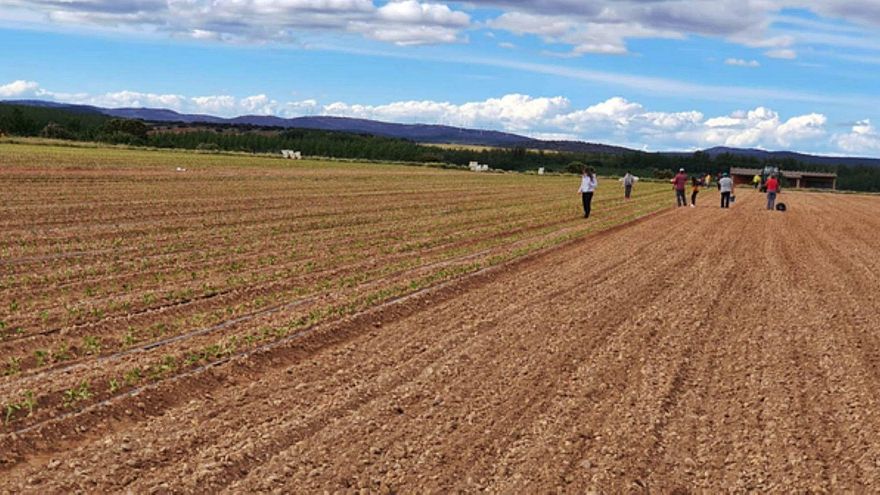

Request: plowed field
left=3, top=143, right=880, bottom=492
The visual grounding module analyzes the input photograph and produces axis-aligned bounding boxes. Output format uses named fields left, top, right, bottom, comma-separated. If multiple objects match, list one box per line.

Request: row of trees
left=0, top=105, right=149, bottom=144
left=3, top=103, right=880, bottom=191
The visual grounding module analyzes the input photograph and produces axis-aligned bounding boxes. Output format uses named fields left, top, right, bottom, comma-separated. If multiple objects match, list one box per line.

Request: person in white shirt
left=718, top=172, right=734, bottom=208
left=619, top=172, right=638, bottom=200
left=578, top=166, right=598, bottom=218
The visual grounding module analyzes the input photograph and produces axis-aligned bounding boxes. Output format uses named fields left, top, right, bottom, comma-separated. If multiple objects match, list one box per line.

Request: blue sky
left=2, top=1, right=880, bottom=156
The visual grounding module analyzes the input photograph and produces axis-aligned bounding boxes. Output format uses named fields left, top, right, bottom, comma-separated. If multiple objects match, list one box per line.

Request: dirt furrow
left=2, top=186, right=880, bottom=492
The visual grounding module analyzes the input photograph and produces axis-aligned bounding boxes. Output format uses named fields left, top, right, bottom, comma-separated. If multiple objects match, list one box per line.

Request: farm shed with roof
left=730, top=167, right=838, bottom=190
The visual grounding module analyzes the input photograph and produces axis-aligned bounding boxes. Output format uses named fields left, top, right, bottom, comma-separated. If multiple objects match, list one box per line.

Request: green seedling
left=4, top=357, right=21, bottom=376
left=124, top=368, right=142, bottom=386
left=82, top=336, right=102, bottom=355
left=184, top=353, right=201, bottom=366
left=5, top=402, right=21, bottom=424
left=21, top=391, right=36, bottom=416
left=62, top=382, right=92, bottom=408
left=53, top=344, right=72, bottom=362
left=34, top=349, right=48, bottom=366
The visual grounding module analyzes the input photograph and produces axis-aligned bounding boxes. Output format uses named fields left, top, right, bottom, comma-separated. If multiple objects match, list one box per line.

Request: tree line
left=2, top=103, right=879, bottom=192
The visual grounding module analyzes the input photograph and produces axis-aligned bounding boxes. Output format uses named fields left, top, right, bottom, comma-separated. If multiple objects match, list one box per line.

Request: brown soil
left=3, top=189, right=880, bottom=492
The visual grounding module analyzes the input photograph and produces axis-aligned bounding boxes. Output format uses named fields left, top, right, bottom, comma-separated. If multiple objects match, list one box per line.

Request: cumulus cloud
left=319, top=93, right=828, bottom=152
left=0, top=80, right=39, bottom=97
left=7, top=79, right=852, bottom=153
left=699, top=107, right=826, bottom=148
left=834, top=120, right=880, bottom=154
left=725, top=58, right=760, bottom=67
left=325, top=93, right=570, bottom=131
left=36, top=88, right=187, bottom=110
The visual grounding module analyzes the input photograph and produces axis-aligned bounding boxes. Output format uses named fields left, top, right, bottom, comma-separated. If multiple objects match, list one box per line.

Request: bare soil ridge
left=3, top=188, right=880, bottom=492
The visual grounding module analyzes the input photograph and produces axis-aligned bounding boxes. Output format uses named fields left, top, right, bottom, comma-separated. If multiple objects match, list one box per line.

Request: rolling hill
left=4, top=99, right=880, bottom=167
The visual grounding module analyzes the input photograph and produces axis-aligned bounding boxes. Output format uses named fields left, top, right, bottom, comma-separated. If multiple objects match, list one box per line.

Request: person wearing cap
left=719, top=172, right=734, bottom=208
left=671, top=168, right=688, bottom=207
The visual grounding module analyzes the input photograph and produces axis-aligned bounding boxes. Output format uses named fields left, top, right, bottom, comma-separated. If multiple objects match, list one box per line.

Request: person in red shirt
left=671, top=168, right=688, bottom=207
left=765, top=175, right=780, bottom=210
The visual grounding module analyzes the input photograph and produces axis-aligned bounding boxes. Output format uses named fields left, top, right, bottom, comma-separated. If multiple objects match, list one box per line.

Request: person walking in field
left=753, top=174, right=762, bottom=189
left=704, top=173, right=712, bottom=190
left=620, top=171, right=638, bottom=200
left=765, top=174, right=780, bottom=210
left=719, top=172, right=734, bottom=208
left=578, top=166, right=598, bottom=218
left=672, top=168, right=688, bottom=207
left=690, top=176, right=701, bottom=207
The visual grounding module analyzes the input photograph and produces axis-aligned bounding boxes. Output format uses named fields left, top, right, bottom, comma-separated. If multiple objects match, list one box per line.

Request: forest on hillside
left=2, top=103, right=879, bottom=191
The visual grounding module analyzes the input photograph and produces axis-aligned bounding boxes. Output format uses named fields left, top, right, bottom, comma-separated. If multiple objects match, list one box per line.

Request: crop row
left=0, top=143, right=671, bottom=431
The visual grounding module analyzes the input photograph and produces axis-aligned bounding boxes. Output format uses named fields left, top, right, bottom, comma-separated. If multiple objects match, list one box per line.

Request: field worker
left=753, top=174, right=762, bottom=189
left=690, top=176, right=701, bottom=207
left=578, top=166, right=598, bottom=218
left=719, top=172, right=734, bottom=208
left=672, top=168, right=688, bottom=207
left=620, top=171, right=638, bottom=200
left=765, top=174, right=780, bottom=210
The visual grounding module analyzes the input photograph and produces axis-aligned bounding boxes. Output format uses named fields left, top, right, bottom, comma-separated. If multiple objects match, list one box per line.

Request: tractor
left=759, top=164, right=781, bottom=192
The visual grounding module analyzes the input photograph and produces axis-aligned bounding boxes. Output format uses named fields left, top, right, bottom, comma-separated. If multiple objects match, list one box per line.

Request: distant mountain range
left=6, top=99, right=880, bottom=167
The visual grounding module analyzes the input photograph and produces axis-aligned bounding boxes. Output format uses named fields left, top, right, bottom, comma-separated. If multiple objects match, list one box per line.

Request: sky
left=2, top=1, right=880, bottom=156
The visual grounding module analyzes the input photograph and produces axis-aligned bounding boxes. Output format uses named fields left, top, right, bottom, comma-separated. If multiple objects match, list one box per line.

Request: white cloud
left=699, top=107, right=826, bottom=148
left=479, top=1, right=880, bottom=58
left=325, top=93, right=570, bottom=131
left=0, top=80, right=39, bottom=97
left=834, top=120, right=880, bottom=154
left=5, top=0, right=472, bottom=46
left=8, top=80, right=852, bottom=154
left=725, top=58, right=760, bottom=67
left=36, top=89, right=187, bottom=110
left=191, top=95, right=238, bottom=114
left=377, top=1, right=468, bottom=26
left=317, top=93, right=830, bottom=152
left=488, top=11, right=682, bottom=55
left=7, top=0, right=880, bottom=59
left=765, top=48, right=797, bottom=59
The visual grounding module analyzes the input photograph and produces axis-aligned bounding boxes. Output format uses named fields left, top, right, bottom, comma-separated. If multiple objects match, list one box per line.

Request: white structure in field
left=469, top=161, right=490, bottom=172
left=538, top=167, right=545, bottom=175
left=281, top=150, right=303, bottom=159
